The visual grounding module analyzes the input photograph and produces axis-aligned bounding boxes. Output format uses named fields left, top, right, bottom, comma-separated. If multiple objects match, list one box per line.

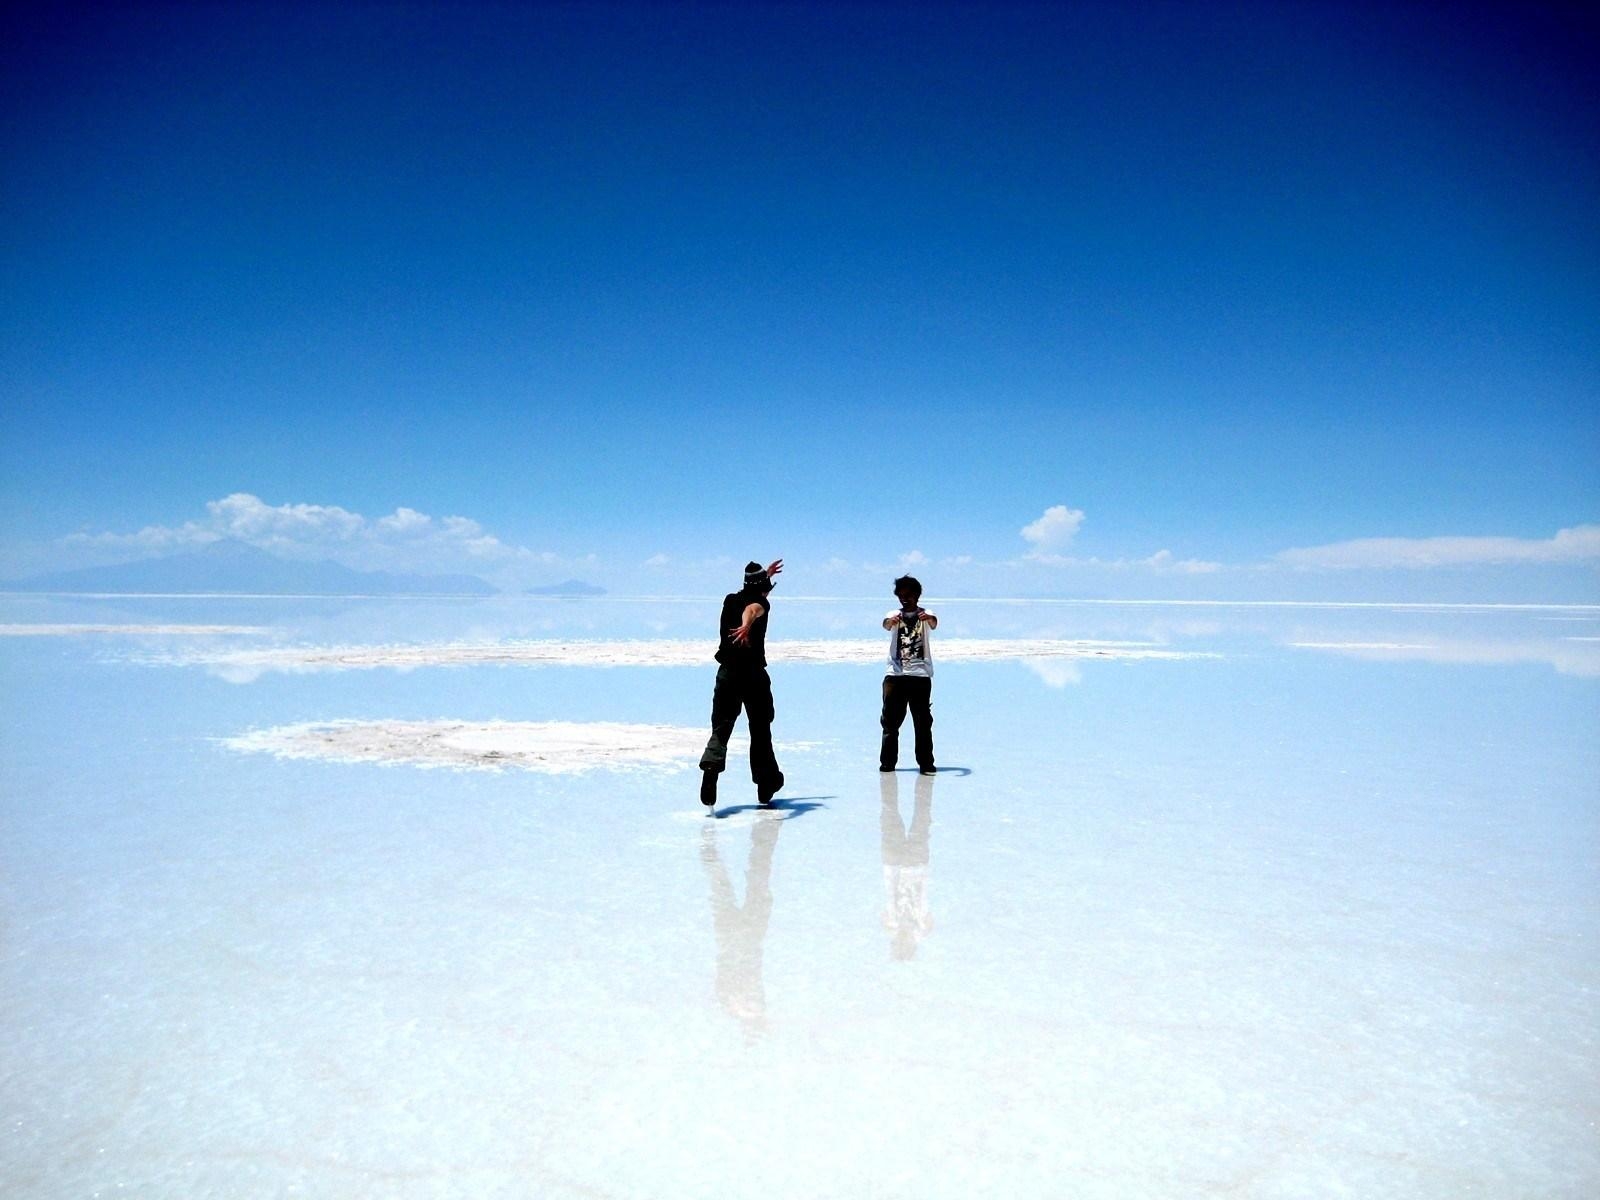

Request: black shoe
left=757, top=771, right=785, bottom=806
left=879, top=765, right=896, bottom=772
left=700, top=771, right=718, bottom=806
left=918, top=766, right=937, bottom=776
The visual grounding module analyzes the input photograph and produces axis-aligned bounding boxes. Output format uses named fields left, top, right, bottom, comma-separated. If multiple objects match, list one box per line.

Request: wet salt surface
left=2, top=596, right=1597, bottom=1198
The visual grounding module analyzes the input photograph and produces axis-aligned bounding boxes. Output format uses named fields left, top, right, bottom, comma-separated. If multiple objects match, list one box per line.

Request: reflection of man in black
left=701, top=813, right=784, bottom=1036
left=880, top=772, right=934, bottom=960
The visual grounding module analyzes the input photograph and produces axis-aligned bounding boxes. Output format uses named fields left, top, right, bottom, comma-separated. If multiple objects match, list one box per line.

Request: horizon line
left=2, top=590, right=1598, bottom=611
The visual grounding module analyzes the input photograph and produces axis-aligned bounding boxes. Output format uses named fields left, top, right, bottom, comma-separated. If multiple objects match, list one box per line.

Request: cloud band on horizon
left=1278, top=525, right=1600, bottom=570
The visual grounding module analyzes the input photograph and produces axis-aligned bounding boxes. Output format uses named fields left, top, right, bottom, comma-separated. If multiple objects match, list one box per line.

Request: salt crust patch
left=1, top=623, right=269, bottom=636
left=159, top=636, right=1212, bottom=677
left=225, top=719, right=747, bottom=773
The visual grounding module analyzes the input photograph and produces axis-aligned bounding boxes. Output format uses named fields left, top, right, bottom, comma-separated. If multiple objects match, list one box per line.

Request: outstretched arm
left=728, top=602, right=766, bottom=645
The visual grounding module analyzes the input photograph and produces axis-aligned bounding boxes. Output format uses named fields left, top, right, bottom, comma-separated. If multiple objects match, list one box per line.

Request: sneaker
left=757, top=771, right=785, bottom=806
left=700, top=771, right=718, bottom=807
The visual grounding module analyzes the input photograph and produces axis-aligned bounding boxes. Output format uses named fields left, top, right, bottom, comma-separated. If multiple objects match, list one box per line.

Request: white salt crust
left=225, top=719, right=757, bottom=773
left=158, top=636, right=1215, bottom=679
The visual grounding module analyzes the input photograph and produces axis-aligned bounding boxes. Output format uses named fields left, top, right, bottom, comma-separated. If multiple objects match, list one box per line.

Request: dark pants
left=880, top=675, right=934, bottom=771
left=700, top=666, right=782, bottom=785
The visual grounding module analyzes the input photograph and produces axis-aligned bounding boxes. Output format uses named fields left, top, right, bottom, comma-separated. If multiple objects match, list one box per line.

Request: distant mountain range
left=4, top=540, right=499, bottom=595
left=525, top=579, right=607, bottom=597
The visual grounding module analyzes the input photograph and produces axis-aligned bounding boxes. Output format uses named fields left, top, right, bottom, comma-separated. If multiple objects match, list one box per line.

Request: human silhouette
left=880, top=771, right=935, bottom=960
left=700, top=812, right=785, bottom=1035
left=700, top=559, right=785, bottom=809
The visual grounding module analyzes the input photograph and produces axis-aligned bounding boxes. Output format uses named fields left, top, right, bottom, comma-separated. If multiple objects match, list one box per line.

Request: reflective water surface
left=2, top=595, right=1596, bottom=1197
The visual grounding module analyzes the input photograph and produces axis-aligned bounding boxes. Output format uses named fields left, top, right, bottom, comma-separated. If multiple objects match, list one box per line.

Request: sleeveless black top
left=715, top=589, right=770, bottom=667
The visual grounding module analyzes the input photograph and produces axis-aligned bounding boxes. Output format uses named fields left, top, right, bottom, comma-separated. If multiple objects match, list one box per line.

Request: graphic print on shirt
left=897, top=614, right=923, bottom=664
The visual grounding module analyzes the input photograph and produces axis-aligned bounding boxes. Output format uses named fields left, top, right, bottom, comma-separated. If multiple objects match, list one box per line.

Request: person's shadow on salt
left=713, top=796, right=828, bottom=819
left=881, top=771, right=935, bottom=960
left=700, top=811, right=789, bottom=1039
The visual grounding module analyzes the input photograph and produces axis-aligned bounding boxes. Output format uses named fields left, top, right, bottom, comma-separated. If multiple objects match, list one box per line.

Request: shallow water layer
left=1, top=597, right=1597, bottom=1198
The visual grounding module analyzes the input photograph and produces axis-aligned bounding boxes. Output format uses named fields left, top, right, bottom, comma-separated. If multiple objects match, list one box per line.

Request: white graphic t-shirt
left=885, top=609, right=934, bottom=678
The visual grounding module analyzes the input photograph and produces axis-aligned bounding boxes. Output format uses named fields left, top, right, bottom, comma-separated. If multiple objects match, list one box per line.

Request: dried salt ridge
left=154, top=636, right=1216, bottom=678
left=225, top=719, right=760, bottom=773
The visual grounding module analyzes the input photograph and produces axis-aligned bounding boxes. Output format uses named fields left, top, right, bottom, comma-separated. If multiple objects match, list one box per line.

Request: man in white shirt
left=880, top=574, right=937, bottom=775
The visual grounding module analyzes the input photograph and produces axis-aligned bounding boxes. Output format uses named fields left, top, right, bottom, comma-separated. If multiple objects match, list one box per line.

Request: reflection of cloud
left=1025, top=660, right=1083, bottom=688
left=1278, top=525, right=1600, bottom=570
left=1291, top=639, right=1600, bottom=677
left=225, top=719, right=755, bottom=772
left=156, top=637, right=1218, bottom=682
left=1141, top=619, right=1225, bottom=640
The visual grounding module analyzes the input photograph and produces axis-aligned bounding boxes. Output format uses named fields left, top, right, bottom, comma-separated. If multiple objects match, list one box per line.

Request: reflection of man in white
left=881, top=772, right=934, bottom=960
left=700, top=813, right=783, bottom=1036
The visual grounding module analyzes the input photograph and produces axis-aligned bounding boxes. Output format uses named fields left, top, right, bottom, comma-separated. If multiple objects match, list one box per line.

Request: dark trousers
left=880, top=674, right=934, bottom=771
left=700, top=666, right=781, bottom=785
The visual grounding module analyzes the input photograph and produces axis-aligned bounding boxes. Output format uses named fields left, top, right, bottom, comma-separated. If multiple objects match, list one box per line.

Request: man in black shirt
left=699, top=559, right=785, bottom=810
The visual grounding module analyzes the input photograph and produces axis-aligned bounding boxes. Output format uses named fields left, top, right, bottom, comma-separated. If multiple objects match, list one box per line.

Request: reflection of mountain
left=6, top=541, right=496, bottom=596
left=525, top=579, right=606, bottom=597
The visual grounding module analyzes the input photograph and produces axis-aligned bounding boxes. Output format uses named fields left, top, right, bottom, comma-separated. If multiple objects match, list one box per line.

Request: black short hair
left=893, top=574, right=922, bottom=601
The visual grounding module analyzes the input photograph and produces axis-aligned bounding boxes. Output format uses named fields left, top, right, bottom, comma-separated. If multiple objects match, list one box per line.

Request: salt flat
left=1, top=595, right=1596, bottom=1198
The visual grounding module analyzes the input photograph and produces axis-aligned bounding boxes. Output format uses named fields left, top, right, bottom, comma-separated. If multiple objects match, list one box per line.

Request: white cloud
left=1020, top=505, right=1085, bottom=557
left=59, top=493, right=580, bottom=582
left=374, top=507, right=432, bottom=535
left=1278, top=525, right=1600, bottom=570
left=63, top=521, right=219, bottom=552
left=205, top=493, right=364, bottom=544
left=1016, top=547, right=1224, bottom=574
left=898, top=550, right=929, bottom=567
left=644, top=553, right=671, bottom=568
left=1141, top=549, right=1222, bottom=575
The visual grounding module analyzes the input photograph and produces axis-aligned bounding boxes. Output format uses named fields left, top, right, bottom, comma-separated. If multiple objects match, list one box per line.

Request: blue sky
left=2, top=1, right=1596, bottom=598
